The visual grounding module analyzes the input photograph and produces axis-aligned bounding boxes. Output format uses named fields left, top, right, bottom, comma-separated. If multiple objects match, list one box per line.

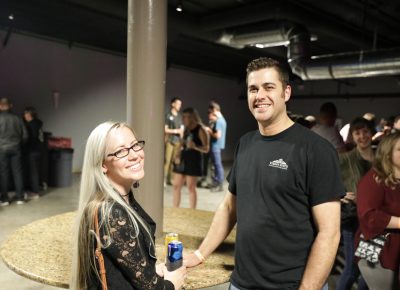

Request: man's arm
left=184, top=191, right=237, bottom=267
left=164, top=125, right=180, bottom=135
left=208, top=128, right=221, bottom=140
left=299, top=201, right=341, bottom=290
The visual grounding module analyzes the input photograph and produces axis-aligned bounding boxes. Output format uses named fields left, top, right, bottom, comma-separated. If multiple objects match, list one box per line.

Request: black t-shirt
left=227, top=123, right=344, bottom=290
left=165, top=111, right=182, bottom=144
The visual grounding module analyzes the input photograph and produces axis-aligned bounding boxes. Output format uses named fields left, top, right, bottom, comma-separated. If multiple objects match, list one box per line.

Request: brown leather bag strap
left=94, top=205, right=108, bottom=290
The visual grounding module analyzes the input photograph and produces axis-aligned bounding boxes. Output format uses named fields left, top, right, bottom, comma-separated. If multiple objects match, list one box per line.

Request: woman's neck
left=187, top=122, right=197, bottom=130
left=357, top=146, right=374, bottom=162
left=111, top=181, right=132, bottom=203
left=394, top=167, right=400, bottom=179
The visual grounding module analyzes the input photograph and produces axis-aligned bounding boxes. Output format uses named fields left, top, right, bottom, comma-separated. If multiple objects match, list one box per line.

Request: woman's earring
left=133, top=181, right=140, bottom=188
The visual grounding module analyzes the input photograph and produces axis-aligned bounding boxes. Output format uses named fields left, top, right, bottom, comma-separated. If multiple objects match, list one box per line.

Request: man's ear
left=284, top=85, right=291, bottom=102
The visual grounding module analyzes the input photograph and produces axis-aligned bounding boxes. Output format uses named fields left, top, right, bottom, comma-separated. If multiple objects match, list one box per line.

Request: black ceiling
left=1, top=0, right=400, bottom=80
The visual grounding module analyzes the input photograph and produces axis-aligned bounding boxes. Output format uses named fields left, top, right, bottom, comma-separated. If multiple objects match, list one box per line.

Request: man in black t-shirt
left=184, top=58, right=344, bottom=290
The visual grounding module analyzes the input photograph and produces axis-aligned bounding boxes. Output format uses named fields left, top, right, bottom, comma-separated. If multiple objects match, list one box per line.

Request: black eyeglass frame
left=107, top=140, right=145, bottom=158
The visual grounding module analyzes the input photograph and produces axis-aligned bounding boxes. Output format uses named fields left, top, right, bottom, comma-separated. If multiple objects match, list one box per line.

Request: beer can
left=165, top=233, right=179, bottom=255
left=166, top=240, right=183, bottom=271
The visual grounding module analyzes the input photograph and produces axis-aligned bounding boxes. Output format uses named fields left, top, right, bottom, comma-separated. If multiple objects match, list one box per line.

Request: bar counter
left=0, top=207, right=235, bottom=289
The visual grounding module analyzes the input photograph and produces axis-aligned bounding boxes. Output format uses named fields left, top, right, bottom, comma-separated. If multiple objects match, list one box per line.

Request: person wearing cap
left=0, top=97, right=28, bottom=205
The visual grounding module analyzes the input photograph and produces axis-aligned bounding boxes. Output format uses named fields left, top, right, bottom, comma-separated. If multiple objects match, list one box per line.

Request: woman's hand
left=155, top=262, right=165, bottom=277
left=187, top=140, right=195, bottom=149
left=340, top=192, right=356, bottom=204
left=163, top=265, right=187, bottom=290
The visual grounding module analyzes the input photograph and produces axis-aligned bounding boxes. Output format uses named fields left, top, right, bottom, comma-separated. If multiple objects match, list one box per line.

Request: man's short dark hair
left=246, top=57, right=289, bottom=87
left=209, top=100, right=221, bottom=112
left=170, top=97, right=181, bottom=104
left=349, top=117, right=374, bottom=135
left=320, top=102, right=337, bottom=117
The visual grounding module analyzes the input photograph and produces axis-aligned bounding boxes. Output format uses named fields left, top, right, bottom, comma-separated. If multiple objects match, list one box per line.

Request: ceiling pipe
left=286, top=26, right=400, bottom=80
left=170, top=9, right=400, bottom=80
left=205, top=21, right=400, bottom=80
left=198, top=0, right=383, bottom=49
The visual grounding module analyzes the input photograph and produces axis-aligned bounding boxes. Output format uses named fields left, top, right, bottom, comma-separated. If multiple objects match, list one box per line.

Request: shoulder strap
left=94, top=206, right=108, bottom=290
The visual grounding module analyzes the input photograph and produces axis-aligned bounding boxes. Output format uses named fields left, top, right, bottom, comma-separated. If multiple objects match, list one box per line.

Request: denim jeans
left=0, top=147, right=25, bottom=200
left=335, top=228, right=369, bottom=290
left=210, top=148, right=224, bottom=185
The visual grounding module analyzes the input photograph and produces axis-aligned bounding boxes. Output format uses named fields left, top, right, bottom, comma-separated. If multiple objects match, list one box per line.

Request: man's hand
left=183, top=252, right=203, bottom=268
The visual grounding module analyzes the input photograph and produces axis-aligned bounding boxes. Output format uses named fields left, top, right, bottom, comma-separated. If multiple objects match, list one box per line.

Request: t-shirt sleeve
left=227, top=141, right=240, bottom=195
left=215, top=119, right=223, bottom=132
left=307, top=139, right=345, bottom=206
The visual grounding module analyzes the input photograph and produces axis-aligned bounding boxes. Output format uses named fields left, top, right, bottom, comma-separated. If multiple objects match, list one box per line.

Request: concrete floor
left=0, top=173, right=343, bottom=290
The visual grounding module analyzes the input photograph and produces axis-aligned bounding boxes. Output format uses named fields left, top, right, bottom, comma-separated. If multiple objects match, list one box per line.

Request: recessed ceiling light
left=8, top=14, right=14, bottom=20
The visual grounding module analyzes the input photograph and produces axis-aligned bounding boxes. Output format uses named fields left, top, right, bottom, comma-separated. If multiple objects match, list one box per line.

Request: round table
left=0, top=207, right=235, bottom=289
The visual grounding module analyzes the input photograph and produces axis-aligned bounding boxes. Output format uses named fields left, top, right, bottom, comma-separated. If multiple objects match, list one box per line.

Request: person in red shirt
left=356, top=132, right=400, bottom=290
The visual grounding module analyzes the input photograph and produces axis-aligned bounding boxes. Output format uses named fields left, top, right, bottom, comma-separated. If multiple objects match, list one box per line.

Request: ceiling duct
left=214, top=23, right=400, bottom=80
left=287, top=26, right=400, bottom=79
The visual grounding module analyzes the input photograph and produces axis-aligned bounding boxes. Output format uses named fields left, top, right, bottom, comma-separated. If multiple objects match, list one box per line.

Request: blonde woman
left=356, top=132, right=400, bottom=290
left=71, top=122, right=186, bottom=290
left=172, top=108, right=209, bottom=208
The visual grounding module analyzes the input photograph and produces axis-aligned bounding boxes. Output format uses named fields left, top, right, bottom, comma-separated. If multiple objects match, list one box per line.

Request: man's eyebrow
left=261, top=82, right=276, bottom=86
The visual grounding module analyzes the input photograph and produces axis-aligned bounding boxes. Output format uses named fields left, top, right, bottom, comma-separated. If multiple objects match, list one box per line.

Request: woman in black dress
left=70, top=121, right=186, bottom=290
left=172, top=108, right=209, bottom=208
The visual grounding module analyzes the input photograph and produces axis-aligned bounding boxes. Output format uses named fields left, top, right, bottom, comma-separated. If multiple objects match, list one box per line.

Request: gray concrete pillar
left=126, top=0, right=167, bottom=237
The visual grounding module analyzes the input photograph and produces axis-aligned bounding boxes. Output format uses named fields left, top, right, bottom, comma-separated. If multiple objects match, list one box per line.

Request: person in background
left=184, top=57, right=343, bottom=290
left=356, top=132, right=400, bottom=290
left=391, top=115, right=400, bottom=133
left=23, top=106, right=44, bottom=199
left=198, top=110, right=217, bottom=188
left=0, top=97, right=28, bottom=205
left=372, top=117, right=393, bottom=144
left=164, top=97, right=184, bottom=186
left=336, top=117, right=374, bottom=290
left=312, top=102, right=346, bottom=152
left=70, top=121, right=186, bottom=290
left=172, top=108, right=209, bottom=209
left=206, top=101, right=227, bottom=192
left=305, top=115, right=317, bottom=129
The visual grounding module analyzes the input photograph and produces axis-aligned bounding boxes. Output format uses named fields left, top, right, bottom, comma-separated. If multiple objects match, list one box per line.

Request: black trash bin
left=48, top=148, right=74, bottom=187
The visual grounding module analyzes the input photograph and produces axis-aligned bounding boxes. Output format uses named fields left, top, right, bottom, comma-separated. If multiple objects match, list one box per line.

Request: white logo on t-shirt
left=268, top=158, right=288, bottom=170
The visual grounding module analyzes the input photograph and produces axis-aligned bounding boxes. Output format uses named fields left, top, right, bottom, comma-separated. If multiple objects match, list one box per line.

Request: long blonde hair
left=373, top=131, right=400, bottom=188
left=70, top=121, right=154, bottom=290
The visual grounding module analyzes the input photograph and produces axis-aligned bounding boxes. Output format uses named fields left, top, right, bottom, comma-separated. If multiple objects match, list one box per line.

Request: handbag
left=173, top=151, right=185, bottom=174
left=354, top=233, right=389, bottom=263
left=173, top=159, right=185, bottom=174
left=94, top=206, right=108, bottom=290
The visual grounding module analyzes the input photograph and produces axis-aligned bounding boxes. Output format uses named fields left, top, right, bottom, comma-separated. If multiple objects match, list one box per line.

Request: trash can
left=48, top=148, right=74, bottom=187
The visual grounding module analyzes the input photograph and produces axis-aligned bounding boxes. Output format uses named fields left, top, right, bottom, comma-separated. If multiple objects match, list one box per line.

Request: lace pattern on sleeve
left=100, top=205, right=168, bottom=290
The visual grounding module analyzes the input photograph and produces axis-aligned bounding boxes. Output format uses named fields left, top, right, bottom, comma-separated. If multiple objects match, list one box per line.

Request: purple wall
left=1, top=30, right=399, bottom=170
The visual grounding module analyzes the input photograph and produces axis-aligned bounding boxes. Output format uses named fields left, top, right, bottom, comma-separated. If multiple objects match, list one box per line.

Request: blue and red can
left=166, top=240, right=183, bottom=271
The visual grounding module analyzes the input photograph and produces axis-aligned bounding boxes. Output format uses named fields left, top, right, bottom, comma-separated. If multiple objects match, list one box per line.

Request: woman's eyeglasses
left=107, top=140, right=145, bottom=158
